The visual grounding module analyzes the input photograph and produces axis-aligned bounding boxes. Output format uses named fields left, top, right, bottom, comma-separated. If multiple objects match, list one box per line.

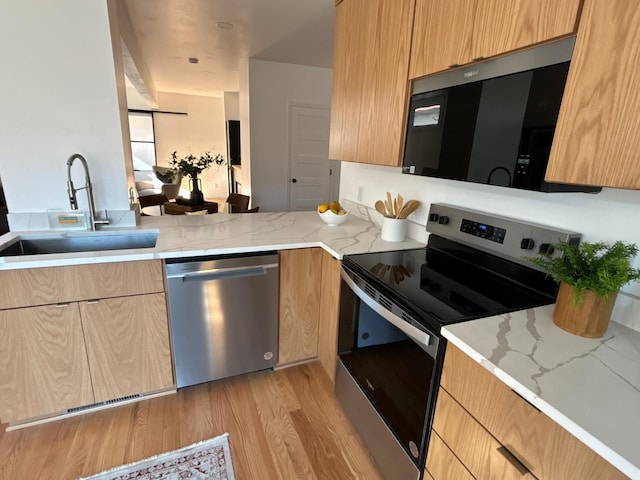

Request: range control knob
left=539, top=243, right=555, bottom=255
left=438, top=215, right=450, bottom=225
left=428, top=213, right=439, bottom=222
left=520, top=238, right=535, bottom=250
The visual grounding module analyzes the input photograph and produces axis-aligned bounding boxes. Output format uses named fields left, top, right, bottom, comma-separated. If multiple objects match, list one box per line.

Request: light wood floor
left=0, top=362, right=382, bottom=480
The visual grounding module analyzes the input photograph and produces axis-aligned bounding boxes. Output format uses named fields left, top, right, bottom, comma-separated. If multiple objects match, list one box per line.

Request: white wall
left=0, top=0, right=131, bottom=217
left=340, top=162, right=640, bottom=297
left=154, top=93, right=228, bottom=200
left=246, top=60, right=333, bottom=211
left=236, top=59, right=251, bottom=196
left=223, top=92, right=240, bottom=121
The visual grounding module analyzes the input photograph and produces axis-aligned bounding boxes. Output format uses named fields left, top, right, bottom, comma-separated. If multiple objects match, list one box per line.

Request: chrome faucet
left=66, top=153, right=110, bottom=230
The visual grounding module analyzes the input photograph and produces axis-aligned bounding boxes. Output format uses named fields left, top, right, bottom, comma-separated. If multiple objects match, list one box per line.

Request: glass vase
left=190, top=176, right=205, bottom=205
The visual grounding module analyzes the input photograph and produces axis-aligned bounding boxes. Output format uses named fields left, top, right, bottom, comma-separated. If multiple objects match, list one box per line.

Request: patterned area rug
left=79, top=433, right=235, bottom=480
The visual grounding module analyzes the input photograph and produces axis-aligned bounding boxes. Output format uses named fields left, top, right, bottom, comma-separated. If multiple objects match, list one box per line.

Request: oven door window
left=338, top=296, right=434, bottom=462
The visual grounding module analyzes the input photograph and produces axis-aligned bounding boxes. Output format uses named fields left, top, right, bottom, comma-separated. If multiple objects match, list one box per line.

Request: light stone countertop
left=0, top=211, right=424, bottom=270
left=443, top=305, right=640, bottom=479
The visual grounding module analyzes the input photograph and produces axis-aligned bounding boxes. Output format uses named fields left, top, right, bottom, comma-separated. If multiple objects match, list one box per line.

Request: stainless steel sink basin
left=0, top=231, right=158, bottom=257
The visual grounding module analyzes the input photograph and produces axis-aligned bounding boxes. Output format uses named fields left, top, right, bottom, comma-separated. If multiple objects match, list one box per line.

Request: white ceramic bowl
left=318, top=209, right=349, bottom=226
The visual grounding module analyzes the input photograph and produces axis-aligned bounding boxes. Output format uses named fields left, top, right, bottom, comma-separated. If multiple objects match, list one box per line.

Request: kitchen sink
left=0, top=230, right=158, bottom=257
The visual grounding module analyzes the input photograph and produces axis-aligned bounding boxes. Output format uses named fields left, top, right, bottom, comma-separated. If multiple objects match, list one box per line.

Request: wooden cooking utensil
left=386, top=192, right=394, bottom=217
left=398, top=200, right=420, bottom=219
left=384, top=199, right=393, bottom=217
left=395, top=194, right=404, bottom=219
left=375, top=200, right=387, bottom=217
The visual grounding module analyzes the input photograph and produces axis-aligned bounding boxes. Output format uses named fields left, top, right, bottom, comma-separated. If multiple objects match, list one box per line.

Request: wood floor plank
left=0, top=363, right=381, bottom=480
left=84, top=403, right=133, bottom=475
left=285, top=362, right=384, bottom=480
left=161, top=389, right=181, bottom=452
left=291, top=407, right=356, bottom=480
left=249, top=369, right=319, bottom=480
left=39, top=416, right=83, bottom=480
left=220, top=375, right=281, bottom=480
left=178, top=382, right=214, bottom=446
left=0, top=419, right=61, bottom=480
left=54, top=414, right=100, bottom=479
left=274, top=366, right=302, bottom=412
left=122, top=396, right=165, bottom=464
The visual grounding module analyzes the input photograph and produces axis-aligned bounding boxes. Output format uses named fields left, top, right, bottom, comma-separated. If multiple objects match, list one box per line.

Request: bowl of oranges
left=317, top=201, right=349, bottom=226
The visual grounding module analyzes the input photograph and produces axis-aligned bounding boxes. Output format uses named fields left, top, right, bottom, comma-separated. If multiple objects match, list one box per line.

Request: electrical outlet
left=357, top=186, right=364, bottom=201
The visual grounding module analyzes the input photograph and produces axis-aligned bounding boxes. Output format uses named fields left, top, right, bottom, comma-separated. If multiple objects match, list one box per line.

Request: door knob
left=291, top=178, right=297, bottom=183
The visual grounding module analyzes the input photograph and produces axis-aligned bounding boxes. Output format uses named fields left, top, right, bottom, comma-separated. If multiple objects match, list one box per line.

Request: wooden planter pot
left=553, top=282, right=617, bottom=338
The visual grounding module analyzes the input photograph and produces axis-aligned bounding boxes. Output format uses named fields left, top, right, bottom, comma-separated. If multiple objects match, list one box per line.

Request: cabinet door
left=409, top=0, right=476, bottom=78
left=80, top=293, right=174, bottom=403
left=329, top=0, right=369, bottom=163
left=329, top=0, right=415, bottom=166
left=473, top=0, right=580, bottom=60
left=278, top=248, right=323, bottom=365
left=546, top=0, right=640, bottom=189
left=0, top=304, right=94, bottom=422
left=317, top=251, right=342, bottom=382
left=360, top=0, right=416, bottom=166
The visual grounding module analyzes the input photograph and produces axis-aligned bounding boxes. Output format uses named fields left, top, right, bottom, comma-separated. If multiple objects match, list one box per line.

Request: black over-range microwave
left=402, top=37, right=600, bottom=193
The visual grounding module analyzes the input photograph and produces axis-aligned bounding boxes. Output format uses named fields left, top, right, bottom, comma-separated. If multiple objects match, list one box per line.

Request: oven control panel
left=460, top=219, right=506, bottom=244
left=426, top=203, right=581, bottom=269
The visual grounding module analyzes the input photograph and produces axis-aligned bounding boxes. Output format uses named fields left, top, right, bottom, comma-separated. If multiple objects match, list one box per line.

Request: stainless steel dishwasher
left=165, top=252, right=279, bottom=388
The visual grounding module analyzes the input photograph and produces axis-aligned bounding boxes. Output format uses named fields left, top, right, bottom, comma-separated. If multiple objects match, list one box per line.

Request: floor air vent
left=66, top=393, right=143, bottom=414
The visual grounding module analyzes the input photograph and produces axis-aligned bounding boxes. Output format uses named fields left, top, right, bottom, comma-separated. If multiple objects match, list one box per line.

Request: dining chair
left=138, top=193, right=169, bottom=216
left=245, top=206, right=260, bottom=213
left=226, top=193, right=250, bottom=212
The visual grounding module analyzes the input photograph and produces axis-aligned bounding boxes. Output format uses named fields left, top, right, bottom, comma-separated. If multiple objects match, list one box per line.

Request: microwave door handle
left=341, top=269, right=432, bottom=349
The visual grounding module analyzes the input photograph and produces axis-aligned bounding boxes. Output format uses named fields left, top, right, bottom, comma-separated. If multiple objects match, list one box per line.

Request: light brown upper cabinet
left=409, top=0, right=581, bottom=79
left=409, top=0, right=476, bottom=77
left=546, top=0, right=640, bottom=189
left=329, top=0, right=416, bottom=166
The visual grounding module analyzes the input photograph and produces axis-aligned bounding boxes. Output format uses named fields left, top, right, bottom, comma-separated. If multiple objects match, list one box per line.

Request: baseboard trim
left=5, top=388, right=176, bottom=432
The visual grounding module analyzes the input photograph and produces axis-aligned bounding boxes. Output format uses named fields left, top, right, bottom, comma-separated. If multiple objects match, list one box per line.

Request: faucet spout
left=66, top=153, right=109, bottom=230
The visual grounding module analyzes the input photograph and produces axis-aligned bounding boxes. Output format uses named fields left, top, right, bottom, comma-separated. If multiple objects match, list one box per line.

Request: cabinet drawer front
left=0, top=260, right=164, bottom=310
left=441, top=344, right=626, bottom=480
left=426, top=430, right=474, bottom=480
left=433, top=388, right=536, bottom=480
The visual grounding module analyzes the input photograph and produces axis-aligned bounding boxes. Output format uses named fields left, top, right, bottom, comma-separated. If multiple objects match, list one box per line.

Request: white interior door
left=288, top=103, right=336, bottom=211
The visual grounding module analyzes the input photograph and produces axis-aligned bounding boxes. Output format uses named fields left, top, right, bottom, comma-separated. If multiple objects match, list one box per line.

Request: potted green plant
left=169, top=151, right=224, bottom=205
left=529, top=241, right=640, bottom=338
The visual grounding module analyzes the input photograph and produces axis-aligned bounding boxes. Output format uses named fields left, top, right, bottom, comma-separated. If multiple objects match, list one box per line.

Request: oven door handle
left=341, top=268, right=432, bottom=349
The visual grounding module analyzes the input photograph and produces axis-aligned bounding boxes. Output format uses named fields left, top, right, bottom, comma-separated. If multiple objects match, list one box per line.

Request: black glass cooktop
left=343, top=235, right=558, bottom=327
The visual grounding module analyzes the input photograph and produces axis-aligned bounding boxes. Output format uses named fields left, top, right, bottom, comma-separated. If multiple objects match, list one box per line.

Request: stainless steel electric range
left=335, top=204, right=581, bottom=480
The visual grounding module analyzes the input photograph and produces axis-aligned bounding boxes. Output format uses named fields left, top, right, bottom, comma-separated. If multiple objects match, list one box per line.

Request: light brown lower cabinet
left=278, top=248, right=343, bottom=382
left=425, top=430, right=474, bottom=480
left=0, top=260, right=173, bottom=425
left=316, top=251, right=342, bottom=382
left=427, top=344, right=626, bottom=480
left=0, top=303, right=94, bottom=423
left=278, top=248, right=323, bottom=365
left=80, top=293, right=174, bottom=403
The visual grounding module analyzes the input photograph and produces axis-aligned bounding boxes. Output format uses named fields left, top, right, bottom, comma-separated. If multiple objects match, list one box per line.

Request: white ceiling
left=122, top=0, right=336, bottom=99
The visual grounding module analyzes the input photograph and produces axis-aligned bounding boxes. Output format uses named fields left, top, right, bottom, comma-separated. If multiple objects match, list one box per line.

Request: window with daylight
left=128, top=111, right=156, bottom=171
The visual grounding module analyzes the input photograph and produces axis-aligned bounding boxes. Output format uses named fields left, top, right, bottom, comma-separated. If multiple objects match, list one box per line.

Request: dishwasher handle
left=169, top=263, right=278, bottom=283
